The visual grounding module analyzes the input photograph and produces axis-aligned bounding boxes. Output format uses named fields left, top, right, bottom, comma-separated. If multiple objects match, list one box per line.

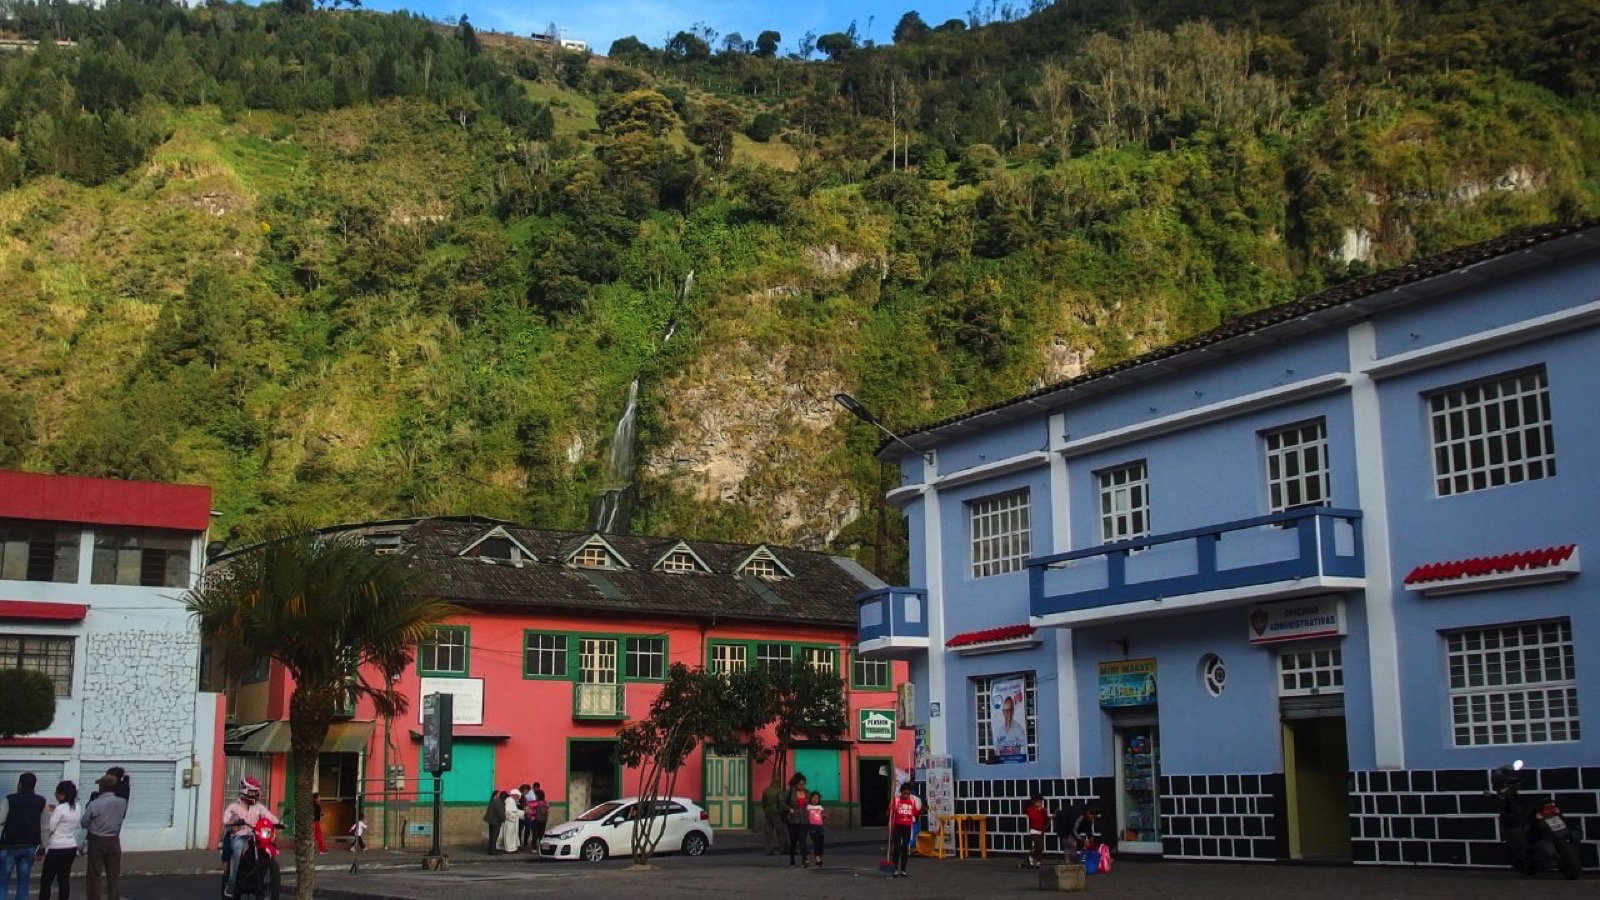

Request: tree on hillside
left=609, top=35, right=652, bottom=63
left=457, top=15, right=481, bottom=56
left=597, top=89, right=679, bottom=138
left=0, top=668, right=55, bottom=739
left=755, top=30, right=781, bottom=58
left=894, top=11, right=929, bottom=44
left=0, top=394, right=34, bottom=467
left=817, top=31, right=857, bottom=61
left=687, top=100, right=741, bottom=171
left=187, top=528, right=455, bottom=900
left=665, top=30, right=711, bottom=63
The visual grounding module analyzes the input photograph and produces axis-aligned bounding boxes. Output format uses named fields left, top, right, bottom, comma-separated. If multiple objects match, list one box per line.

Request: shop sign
left=418, top=676, right=484, bottom=725
left=1098, top=658, right=1157, bottom=708
left=859, top=708, right=897, bottom=742
left=1247, top=596, right=1346, bottom=645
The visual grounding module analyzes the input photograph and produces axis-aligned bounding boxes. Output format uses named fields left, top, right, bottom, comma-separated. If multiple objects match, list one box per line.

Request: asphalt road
left=113, top=843, right=1593, bottom=900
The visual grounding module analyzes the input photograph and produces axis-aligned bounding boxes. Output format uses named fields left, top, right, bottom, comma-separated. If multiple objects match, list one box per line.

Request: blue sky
left=355, top=0, right=980, bottom=55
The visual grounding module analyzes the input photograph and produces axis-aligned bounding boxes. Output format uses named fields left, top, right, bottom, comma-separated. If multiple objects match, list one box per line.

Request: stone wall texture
left=81, top=628, right=200, bottom=757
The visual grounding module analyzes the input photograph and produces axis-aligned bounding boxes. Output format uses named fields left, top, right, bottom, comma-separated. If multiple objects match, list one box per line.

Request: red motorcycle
left=222, top=819, right=282, bottom=900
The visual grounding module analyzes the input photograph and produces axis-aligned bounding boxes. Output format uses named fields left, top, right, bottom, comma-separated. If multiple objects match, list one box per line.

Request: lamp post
left=835, top=393, right=931, bottom=579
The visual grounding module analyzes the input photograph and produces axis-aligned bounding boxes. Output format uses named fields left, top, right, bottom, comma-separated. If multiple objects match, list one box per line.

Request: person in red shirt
left=1022, top=793, right=1049, bottom=868
left=887, top=784, right=921, bottom=878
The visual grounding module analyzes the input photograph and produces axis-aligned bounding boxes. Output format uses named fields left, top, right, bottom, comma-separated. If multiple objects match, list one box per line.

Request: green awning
left=238, top=720, right=374, bottom=755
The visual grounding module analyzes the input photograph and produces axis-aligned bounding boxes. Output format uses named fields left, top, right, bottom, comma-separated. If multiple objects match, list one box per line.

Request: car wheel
left=581, top=838, right=608, bottom=863
left=682, top=832, right=708, bottom=857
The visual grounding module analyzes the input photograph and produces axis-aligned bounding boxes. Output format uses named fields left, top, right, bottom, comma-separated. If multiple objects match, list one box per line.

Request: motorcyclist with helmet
left=220, top=777, right=280, bottom=898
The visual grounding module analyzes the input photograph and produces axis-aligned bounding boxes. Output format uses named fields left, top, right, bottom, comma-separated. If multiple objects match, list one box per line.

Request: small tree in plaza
left=762, top=660, right=849, bottom=787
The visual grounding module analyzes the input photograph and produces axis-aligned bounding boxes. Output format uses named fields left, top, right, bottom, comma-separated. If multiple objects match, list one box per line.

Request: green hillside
left=0, top=0, right=1596, bottom=575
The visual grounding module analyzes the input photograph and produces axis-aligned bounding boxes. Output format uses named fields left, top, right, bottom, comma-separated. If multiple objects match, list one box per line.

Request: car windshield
left=575, top=802, right=624, bottom=822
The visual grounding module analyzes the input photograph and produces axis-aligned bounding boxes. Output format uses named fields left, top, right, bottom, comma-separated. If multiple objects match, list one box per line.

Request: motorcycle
left=1490, top=760, right=1583, bottom=881
left=221, top=819, right=282, bottom=900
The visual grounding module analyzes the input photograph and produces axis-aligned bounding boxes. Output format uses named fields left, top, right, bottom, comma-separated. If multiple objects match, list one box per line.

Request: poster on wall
left=920, top=754, right=955, bottom=818
left=989, top=675, right=1029, bottom=763
left=1097, top=658, right=1157, bottom=708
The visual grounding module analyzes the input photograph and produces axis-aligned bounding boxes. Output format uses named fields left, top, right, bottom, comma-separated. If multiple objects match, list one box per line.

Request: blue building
left=858, top=220, right=1600, bottom=869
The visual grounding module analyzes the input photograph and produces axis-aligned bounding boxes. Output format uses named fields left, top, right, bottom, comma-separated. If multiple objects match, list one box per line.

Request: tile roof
left=1404, top=544, right=1577, bottom=586
left=888, top=218, right=1600, bottom=453
left=946, top=624, right=1037, bottom=648
left=295, top=517, right=883, bottom=628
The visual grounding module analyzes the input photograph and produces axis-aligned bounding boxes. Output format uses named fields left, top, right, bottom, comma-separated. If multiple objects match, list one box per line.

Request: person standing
left=483, top=791, right=505, bottom=855
left=781, top=774, right=808, bottom=867
left=499, top=790, right=522, bottom=853
left=515, top=784, right=533, bottom=849
left=1020, top=793, right=1048, bottom=869
left=347, top=812, right=367, bottom=875
left=0, top=773, right=46, bottom=900
left=759, top=775, right=784, bottom=856
left=804, top=791, right=826, bottom=869
left=38, top=781, right=81, bottom=900
left=528, top=788, right=549, bottom=854
left=887, top=783, right=920, bottom=879
left=81, top=776, right=126, bottom=900
left=310, top=793, right=326, bottom=854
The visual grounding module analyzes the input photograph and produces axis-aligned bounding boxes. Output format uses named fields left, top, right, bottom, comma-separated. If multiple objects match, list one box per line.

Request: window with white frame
left=523, top=632, right=569, bottom=678
left=0, top=634, right=74, bottom=697
left=710, top=643, right=747, bottom=674
left=969, top=490, right=1031, bottom=578
left=658, top=551, right=699, bottom=573
left=756, top=642, right=794, bottom=670
left=1098, top=463, right=1149, bottom=544
left=973, top=672, right=1037, bottom=764
left=1447, top=620, right=1579, bottom=746
left=802, top=646, right=837, bottom=674
left=1428, top=368, right=1556, bottom=497
left=1277, top=645, right=1344, bottom=696
left=573, top=543, right=615, bottom=568
left=1264, top=420, right=1330, bottom=513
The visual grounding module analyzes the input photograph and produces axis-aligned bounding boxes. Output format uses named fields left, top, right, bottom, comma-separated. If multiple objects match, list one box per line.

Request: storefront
left=1099, top=658, right=1161, bottom=854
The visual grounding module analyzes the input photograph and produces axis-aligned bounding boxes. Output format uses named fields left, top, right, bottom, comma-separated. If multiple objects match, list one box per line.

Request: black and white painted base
left=951, top=777, right=1114, bottom=856
left=1349, top=766, right=1600, bottom=871
left=1159, top=773, right=1285, bottom=861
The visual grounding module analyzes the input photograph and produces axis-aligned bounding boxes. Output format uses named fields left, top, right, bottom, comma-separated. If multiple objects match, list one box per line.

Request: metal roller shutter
left=82, top=760, right=176, bottom=827
left=0, top=760, right=64, bottom=795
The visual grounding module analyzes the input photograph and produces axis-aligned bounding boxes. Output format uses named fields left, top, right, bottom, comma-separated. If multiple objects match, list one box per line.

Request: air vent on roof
left=582, top=570, right=626, bottom=601
left=740, top=575, right=787, bottom=606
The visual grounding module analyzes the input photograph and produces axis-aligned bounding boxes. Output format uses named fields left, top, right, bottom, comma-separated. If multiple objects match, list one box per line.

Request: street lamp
left=833, top=393, right=935, bottom=465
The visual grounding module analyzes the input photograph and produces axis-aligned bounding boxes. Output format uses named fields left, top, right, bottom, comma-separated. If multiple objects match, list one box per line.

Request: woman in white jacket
left=499, top=789, right=523, bottom=853
left=40, top=780, right=82, bottom=900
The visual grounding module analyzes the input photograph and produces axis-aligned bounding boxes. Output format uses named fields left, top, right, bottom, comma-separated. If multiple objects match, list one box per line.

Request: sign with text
left=418, top=677, right=484, bottom=725
left=859, top=708, right=897, bottom=742
left=1247, top=596, right=1346, bottom=645
left=989, top=676, right=1029, bottom=763
left=919, top=754, right=955, bottom=819
left=1098, top=658, right=1158, bottom=708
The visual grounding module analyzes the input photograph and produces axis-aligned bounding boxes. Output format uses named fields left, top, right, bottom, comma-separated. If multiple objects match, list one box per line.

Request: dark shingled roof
left=288, top=518, right=884, bottom=628
left=885, top=218, right=1600, bottom=455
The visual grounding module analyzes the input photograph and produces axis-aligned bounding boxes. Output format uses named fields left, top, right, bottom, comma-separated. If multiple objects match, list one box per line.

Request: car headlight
left=545, top=828, right=578, bottom=841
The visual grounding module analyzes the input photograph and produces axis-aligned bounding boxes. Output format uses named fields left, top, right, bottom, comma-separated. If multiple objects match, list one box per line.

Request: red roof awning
left=946, top=624, right=1037, bottom=648
left=1404, top=545, right=1576, bottom=585
left=0, top=471, right=212, bottom=532
left=0, top=600, right=89, bottom=621
left=0, top=737, right=74, bottom=748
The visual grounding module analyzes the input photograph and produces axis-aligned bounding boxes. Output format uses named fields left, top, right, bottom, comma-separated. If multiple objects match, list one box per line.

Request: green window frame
left=850, top=653, right=891, bottom=691
left=708, top=640, right=842, bottom=676
left=418, top=625, right=470, bottom=677
left=624, top=636, right=667, bottom=681
left=523, top=631, right=571, bottom=679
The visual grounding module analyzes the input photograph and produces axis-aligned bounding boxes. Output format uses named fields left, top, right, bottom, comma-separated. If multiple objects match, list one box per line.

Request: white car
left=539, top=796, right=714, bottom=862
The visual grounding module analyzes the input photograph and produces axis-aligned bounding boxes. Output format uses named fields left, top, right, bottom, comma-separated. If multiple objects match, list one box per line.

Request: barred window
left=1264, top=421, right=1330, bottom=512
left=658, top=551, right=699, bottom=573
left=973, top=672, right=1036, bottom=764
left=0, top=634, right=75, bottom=697
left=1098, top=463, right=1149, bottom=544
left=1278, top=645, right=1344, bottom=696
left=802, top=647, right=837, bottom=674
left=742, top=556, right=780, bottom=578
left=756, top=642, right=794, bottom=670
left=0, top=521, right=80, bottom=583
left=524, top=633, right=569, bottom=678
left=969, top=491, right=1031, bottom=578
left=624, top=636, right=666, bottom=680
left=91, top=527, right=191, bottom=588
left=419, top=626, right=468, bottom=676
left=1447, top=620, right=1579, bottom=746
left=1429, top=369, right=1556, bottom=497
left=852, top=655, right=890, bottom=690
left=710, top=643, right=747, bottom=675
left=572, top=544, right=615, bottom=568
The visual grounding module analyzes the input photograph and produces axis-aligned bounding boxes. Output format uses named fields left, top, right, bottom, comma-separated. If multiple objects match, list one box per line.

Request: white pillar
left=1047, top=413, right=1080, bottom=776
left=1348, top=321, right=1405, bottom=768
left=922, top=457, right=949, bottom=755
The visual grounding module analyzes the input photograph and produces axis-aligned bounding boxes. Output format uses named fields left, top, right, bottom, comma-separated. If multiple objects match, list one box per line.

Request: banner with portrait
left=989, top=675, right=1028, bottom=763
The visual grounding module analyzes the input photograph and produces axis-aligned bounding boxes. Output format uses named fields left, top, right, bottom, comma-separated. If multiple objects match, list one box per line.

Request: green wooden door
left=420, top=740, right=496, bottom=803
left=703, top=753, right=749, bottom=829
left=791, top=748, right=841, bottom=805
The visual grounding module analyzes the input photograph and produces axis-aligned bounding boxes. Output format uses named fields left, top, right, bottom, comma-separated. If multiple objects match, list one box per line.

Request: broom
left=879, top=814, right=896, bottom=875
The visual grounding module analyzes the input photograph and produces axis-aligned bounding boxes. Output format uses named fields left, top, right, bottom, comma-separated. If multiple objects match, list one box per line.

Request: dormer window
left=737, top=546, right=794, bottom=580
left=460, top=527, right=534, bottom=564
left=570, top=536, right=627, bottom=569
left=654, top=542, right=710, bottom=574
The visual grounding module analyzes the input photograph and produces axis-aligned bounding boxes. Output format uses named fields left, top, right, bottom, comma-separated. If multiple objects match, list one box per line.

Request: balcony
left=1029, top=507, right=1365, bottom=627
left=572, top=682, right=625, bottom=720
left=856, top=587, right=930, bottom=658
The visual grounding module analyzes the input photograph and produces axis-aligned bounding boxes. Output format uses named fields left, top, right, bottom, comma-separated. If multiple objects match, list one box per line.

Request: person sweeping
left=886, top=784, right=920, bottom=878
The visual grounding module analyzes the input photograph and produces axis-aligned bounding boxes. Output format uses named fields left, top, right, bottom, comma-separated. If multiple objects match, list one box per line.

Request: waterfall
left=584, top=270, right=693, bottom=534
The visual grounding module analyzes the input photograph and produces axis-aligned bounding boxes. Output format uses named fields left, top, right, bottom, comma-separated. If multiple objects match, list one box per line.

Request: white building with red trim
left=0, top=471, right=224, bottom=851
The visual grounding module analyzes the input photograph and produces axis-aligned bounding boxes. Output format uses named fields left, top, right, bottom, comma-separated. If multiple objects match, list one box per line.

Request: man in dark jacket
left=0, top=772, right=47, bottom=900
left=483, top=791, right=505, bottom=855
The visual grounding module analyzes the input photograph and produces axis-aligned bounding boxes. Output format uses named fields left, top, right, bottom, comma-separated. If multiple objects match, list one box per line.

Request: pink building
left=221, top=517, right=912, bottom=846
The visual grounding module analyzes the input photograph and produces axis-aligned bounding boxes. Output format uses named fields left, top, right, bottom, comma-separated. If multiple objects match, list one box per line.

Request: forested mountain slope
left=0, top=0, right=1595, bottom=574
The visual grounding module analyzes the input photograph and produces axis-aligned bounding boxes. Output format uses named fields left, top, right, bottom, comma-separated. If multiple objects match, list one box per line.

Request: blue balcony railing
left=855, top=587, right=930, bottom=651
left=1029, top=507, right=1364, bottom=621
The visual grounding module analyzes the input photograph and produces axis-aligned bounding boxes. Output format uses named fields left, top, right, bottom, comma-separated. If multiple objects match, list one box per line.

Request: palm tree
left=187, top=525, right=456, bottom=900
